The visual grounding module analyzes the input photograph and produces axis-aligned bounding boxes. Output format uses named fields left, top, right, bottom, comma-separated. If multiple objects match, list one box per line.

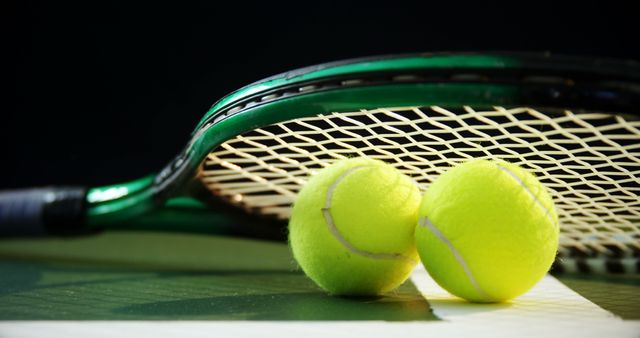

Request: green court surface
left=0, top=230, right=638, bottom=322
left=0, top=232, right=433, bottom=321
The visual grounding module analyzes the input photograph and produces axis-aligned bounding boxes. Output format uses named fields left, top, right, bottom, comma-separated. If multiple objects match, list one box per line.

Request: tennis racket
left=1, top=52, right=639, bottom=274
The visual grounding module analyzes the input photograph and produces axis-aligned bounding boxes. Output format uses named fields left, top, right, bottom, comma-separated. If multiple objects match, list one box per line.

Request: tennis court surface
left=1, top=216, right=639, bottom=337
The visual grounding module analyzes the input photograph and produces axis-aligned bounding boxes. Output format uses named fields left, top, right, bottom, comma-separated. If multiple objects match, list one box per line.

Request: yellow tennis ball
left=289, top=157, right=421, bottom=296
left=415, top=159, right=559, bottom=303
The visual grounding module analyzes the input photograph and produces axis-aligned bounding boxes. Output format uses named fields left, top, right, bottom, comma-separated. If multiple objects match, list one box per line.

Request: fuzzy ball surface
left=415, top=159, right=559, bottom=303
left=289, top=157, right=421, bottom=296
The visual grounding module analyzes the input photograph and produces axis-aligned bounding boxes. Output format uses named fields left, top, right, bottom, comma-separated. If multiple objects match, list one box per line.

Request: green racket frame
left=2, top=53, right=639, bottom=244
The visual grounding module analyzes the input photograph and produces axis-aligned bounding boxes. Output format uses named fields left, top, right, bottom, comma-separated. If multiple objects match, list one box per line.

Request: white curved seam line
left=323, top=165, right=416, bottom=264
left=495, top=164, right=558, bottom=229
left=418, top=217, right=490, bottom=299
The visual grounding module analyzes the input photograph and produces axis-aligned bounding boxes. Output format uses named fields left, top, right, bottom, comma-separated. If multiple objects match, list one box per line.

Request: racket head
left=87, top=52, right=640, bottom=264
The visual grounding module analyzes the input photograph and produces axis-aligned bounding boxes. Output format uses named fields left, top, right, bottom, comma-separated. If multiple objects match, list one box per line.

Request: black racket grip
left=0, top=187, right=87, bottom=236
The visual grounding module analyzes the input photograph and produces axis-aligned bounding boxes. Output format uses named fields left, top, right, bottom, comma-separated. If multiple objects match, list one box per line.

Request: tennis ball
left=415, top=159, right=559, bottom=303
left=289, top=157, right=421, bottom=296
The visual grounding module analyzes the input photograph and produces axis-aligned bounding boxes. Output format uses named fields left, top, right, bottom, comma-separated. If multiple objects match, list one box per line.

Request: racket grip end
left=0, top=187, right=86, bottom=236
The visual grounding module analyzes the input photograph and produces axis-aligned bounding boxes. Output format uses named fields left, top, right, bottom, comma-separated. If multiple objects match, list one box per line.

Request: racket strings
left=199, top=106, right=640, bottom=259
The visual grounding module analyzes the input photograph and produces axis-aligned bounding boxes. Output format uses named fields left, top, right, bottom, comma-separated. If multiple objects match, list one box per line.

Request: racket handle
left=0, top=187, right=87, bottom=236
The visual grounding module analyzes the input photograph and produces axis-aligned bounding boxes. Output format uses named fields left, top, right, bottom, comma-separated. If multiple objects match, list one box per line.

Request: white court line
left=410, top=267, right=640, bottom=337
left=1, top=267, right=639, bottom=338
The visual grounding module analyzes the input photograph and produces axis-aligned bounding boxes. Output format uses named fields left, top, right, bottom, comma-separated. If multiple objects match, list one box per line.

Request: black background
left=6, top=0, right=639, bottom=189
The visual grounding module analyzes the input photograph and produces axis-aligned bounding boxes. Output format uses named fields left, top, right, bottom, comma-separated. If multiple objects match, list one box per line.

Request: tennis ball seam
left=322, top=165, right=417, bottom=264
left=417, top=217, right=490, bottom=299
left=495, top=164, right=557, bottom=228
